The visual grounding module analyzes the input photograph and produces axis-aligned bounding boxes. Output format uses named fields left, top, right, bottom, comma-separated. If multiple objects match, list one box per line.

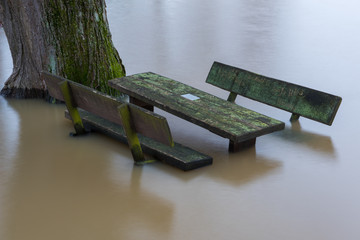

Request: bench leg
left=130, top=97, right=154, bottom=112
left=118, top=104, right=157, bottom=165
left=229, top=138, right=256, bottom=152
left=290, top=113, right=300, bottom=122
left=118, top=104, right=146, bottom=163
left=59, top=81, right=87, bottom=136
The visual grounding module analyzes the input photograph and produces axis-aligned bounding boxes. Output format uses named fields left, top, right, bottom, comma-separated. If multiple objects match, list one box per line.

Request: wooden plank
left=109, top=73, right=285, bottom=143
left=42, top=71, right=125, bottom=126
left=229, top=138, right=256, bottom=152
left=44, top=72, right=174, bottom=146
left=65, top=110, right=213, bottom=171
left=127, top=104, right=174, bottom=147
left=44, top=71, right=212, bottom=169
left=130, top=97, right=154, bottom=111
left=41, top=71, right=66, bottom=101
left=68, top=82, right=125, bottom=126
left=206, top=62, right=342, bottom=125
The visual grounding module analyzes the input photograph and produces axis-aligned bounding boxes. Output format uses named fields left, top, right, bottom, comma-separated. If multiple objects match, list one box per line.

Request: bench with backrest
left=108, top=72, right=285, bottom=152
left=41, top=71, right=212, bottom=171
left=206, top=61, right=342, bottom=126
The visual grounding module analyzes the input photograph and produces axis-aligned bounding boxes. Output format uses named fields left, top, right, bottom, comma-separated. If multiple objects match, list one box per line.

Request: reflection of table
left=109, top=72, right=285, bottom=152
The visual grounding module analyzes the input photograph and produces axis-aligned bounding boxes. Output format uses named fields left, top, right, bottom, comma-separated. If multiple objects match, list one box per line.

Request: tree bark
left=0, top=0, right=125, bottom=98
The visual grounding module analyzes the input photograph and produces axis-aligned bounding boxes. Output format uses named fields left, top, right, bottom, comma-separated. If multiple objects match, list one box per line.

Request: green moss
left=43, top=0, right=125, bottom=97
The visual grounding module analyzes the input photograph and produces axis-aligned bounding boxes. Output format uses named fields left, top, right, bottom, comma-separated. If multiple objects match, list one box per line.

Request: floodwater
left=1, top=0, right=360, bottom=239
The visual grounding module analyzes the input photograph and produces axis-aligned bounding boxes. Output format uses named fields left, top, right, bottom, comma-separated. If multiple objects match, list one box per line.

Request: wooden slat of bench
left=41, top=71, right=66, bottom=101
left=109, top=73, right=284, bottom=142
left=65, top=110, right=213, bottom=171
left=206, top=61, right=342, bottom=125
left=43, top=71, right=212, bottom=170
left=68, top=82, right=124, bottom=126
left=43, top=71, right=173, bottom=146
left=128, top=104, right=174, bottom=147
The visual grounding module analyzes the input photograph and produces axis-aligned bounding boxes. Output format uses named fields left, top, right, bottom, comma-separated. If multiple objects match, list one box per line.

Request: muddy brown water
left=1, top=1, right=360, bottom=239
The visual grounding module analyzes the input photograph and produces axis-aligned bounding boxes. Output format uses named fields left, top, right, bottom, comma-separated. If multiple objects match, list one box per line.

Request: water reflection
left=275, top=121, right=336, bottom=157
left=0, top=97, right=20, bottom=240
left=1, top=100, right=173, bottom=240
left=1, top=0, right=360, bottom=239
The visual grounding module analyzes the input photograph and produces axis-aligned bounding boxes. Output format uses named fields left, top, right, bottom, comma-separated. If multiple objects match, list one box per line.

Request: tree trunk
left=0, top=0, right=125, bottom=98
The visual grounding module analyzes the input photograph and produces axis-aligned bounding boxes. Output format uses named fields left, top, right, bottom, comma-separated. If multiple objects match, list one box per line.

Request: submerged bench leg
left=118, top=104, right=156, bottom=165
left=59, top=81, right=87, bottom=136
left=290, top=113, right=300, bottom=122
left=130, top=97, right=154, bottom=112
left=229, top=138, right=256, bottom=152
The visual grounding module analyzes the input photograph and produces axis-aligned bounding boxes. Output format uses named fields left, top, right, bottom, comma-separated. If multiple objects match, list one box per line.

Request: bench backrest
left=206, top=61, right=342, bottom=125
left=41, top=71, right=174, bottom=146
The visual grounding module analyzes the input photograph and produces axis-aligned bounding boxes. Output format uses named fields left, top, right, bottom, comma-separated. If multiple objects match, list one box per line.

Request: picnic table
left=108, top=72, right=285, bottom=152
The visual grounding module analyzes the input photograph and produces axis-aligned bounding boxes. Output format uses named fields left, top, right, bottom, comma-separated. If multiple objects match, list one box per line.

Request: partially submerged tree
left=0, top=0, right=125, bottom=98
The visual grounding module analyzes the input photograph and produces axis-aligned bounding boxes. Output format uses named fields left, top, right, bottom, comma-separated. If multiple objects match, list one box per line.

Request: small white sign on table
left=181, top=94, right=200, bottom=101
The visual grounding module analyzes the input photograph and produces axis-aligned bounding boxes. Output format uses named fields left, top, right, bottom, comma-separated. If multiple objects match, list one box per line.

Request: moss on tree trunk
left=0, top=0, right=125, bottom=98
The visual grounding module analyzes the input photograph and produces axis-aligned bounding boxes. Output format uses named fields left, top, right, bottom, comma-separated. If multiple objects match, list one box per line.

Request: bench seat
left=64, top=110, right=212, bottom=171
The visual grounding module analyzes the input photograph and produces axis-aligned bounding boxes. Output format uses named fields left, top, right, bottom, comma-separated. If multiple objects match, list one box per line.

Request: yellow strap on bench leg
left=118, top=103, right=147, bottom=164
left=59, top=80, right=86, bottom=136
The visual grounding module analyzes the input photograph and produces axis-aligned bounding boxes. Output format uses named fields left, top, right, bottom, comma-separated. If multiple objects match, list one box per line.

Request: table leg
left=229, top=138, right=256, bottom=152
left=130, top=97, right=154, bottom=111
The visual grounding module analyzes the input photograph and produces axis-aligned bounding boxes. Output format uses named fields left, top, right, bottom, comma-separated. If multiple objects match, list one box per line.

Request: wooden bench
left=206, top=62, right=342, bottom=125
left=41, top=71, right=212, bottom=171
left=108, top=73, right=285, bottom=152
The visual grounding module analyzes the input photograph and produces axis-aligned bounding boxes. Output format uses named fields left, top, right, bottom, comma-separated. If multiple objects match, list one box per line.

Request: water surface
left=1, top=1, right=360, bottom=239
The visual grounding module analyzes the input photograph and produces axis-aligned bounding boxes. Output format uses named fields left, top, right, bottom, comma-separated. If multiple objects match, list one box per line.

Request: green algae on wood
left=43, top=71, right=212, bottom=170
left=206, top=61, right=342, bottom=125
left=59, top=80, right=86, bottom=135
left=118, top=104, right=146, bottom=163
left=108, top=73, right=285, bottom=149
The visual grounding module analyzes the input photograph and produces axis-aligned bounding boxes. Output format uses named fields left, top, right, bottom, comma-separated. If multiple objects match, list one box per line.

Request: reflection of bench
left=41, top=71, right=212, bottom=171
left=206, top=62, right=342, bottom=125
left=108, top=73, right=285, bottom=152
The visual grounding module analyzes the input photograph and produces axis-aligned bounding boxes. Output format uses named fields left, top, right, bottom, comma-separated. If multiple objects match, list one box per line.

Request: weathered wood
left=43, top=71, right=125, bottom=125
left=118, top=104, right=146, bottom=163
left=108, top=72, right=285, bottom=151
left=65, top=110, right=213, bottom=171
left=42, top=71, right=67, bottom=101
left=59, top=80, right=86, bottom=135
left=127, top=104, right=174, bottom=147
left=130, top=97, right=154, bottom=111
left=43, top=71, right=213, bottom=170
left=117, top=103, right=174, bottom=164
left=67, top=82, right=124, bottom=126
left=206, top=61, right=342, bottom=125
left=229, top=138, right=256, bottom=152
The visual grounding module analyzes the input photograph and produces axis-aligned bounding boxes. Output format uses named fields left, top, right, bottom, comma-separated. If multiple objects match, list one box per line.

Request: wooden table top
left=109, top=72, right=284, bottom=142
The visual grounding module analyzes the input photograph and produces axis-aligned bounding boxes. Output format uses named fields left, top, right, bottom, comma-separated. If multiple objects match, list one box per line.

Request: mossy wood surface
left=43, top=71, right=175, bottom=146
left=43, top=72, right=212, bottom=170
left=109, top=73, right=285, bottom=143
left=206, top=62, right=342, bottom=125
left=59, top=81, right=86, bottom=135
left=118, top=104, right=146, bottom=163
left=65, top=110, right=213, bottom=171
